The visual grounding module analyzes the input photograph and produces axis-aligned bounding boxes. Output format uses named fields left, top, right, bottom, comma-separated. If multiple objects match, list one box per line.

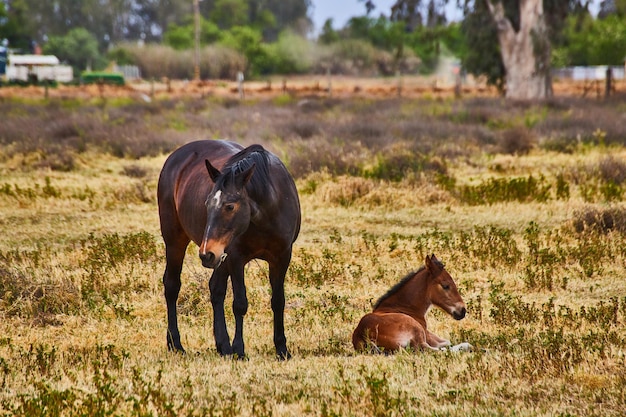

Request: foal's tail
left=352, top=323, right=381, bottom=353
left=352, top=329, right=366, bottom=351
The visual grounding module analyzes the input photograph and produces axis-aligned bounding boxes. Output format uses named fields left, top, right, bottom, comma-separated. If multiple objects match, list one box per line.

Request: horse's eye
left=224, top=204, right=235, bottom=212
left=442, top=284, right=450, bottom=290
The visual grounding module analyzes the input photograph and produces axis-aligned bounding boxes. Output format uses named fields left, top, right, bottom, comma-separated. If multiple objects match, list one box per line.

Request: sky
left=310, top=0, right=462, bottom=34
left=309, top=0, right=601, bottom=35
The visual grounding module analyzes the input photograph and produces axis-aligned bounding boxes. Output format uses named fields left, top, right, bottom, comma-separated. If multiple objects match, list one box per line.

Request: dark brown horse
left=352, top=254, right=467, bottom=352
left=158, top=140, right=301, bottom=359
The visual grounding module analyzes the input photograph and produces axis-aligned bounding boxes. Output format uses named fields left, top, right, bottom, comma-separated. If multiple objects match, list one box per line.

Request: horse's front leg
left=269, top=251, right=292, bottom=360
left=209, top=265, right=232, bottom=355
left=229, top=260, right=248, bottom=359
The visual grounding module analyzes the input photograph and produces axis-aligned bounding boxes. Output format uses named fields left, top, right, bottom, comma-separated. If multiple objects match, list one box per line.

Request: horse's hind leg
left=209, top=265, right=232, bottom=355
left=269, top=251, right=292, bottom=360
left=163, top=241, right=188, bottom=352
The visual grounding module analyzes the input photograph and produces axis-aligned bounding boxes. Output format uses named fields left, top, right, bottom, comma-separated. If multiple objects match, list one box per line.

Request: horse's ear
left=238, top=163, right=256, bottom=187
left=205, top=159, right=221, bottom=182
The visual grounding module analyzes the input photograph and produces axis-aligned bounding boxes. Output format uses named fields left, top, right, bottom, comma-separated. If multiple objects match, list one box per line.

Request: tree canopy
left=0, top=0, right=311, bottom=49
left=0, top=0, right=623, bottom=85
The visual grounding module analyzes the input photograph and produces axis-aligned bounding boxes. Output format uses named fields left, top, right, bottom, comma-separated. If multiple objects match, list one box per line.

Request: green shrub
left=363, top=149, right=446, bottom=182
left=81, top=72, right=125, bottom=86
left=456, top=175, right=552, bottom=205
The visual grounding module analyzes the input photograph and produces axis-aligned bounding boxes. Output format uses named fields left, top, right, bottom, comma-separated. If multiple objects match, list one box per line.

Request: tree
left=554, top=13, right=626, bottom=66
left=0, top=0, right=34, bottom=51
left=485, top=0, right=551, bottom=99
left=18, top=0, right=192, bottom=48
left=462, top=2, right=506, bottom=91
left=374, top=0, right=582, bottom=99
left=200, top=0, right=311, bottom=40
left=319, top=19, right=340, bottom=44
left=164, top=17, right=221, bottom=50
left=219, top=26, right=269, bottom=76
left=44, top=28, right=105, bottom=75
left=211, top=0, right=250, bottom=29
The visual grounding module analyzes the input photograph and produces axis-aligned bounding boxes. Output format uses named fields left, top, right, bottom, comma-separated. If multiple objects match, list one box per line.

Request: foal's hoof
left=449, top=342, right=473, bottom=353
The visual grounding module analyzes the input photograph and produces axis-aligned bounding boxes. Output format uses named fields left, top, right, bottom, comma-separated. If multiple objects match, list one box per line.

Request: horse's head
left=425, top=254, right=467, bottom=320
left=198, top=158, right=256, bottom=269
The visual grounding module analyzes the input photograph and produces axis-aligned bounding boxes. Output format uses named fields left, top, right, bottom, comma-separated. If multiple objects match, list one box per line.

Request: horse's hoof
left=167, top=342, right=186, bottom=354
left=276, top=350, right=292, bottom=361
left=216, top=345, right=233, bottom=356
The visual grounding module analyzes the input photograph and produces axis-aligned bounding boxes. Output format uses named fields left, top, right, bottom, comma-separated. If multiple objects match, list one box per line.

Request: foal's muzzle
left=452, top=307, right=467, bottom=320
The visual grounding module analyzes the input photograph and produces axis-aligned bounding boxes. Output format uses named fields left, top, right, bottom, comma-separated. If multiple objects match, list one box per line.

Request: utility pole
left=193, top=0, right=200, bottom=81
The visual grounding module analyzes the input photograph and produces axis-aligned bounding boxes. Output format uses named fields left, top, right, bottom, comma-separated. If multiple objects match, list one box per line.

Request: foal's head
left=425, top=254, right=466, bottom=320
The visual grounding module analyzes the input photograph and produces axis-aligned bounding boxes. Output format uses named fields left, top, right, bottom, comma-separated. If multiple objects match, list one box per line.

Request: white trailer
left=4, top=54, right=73, bottom=83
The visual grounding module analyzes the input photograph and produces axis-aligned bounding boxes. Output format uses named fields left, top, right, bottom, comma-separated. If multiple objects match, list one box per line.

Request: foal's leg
left=269, top=250, right=292, bottom=360
left=411, top=327, right=442, bottom=351
left=209, top=265, right=232, bottom=355
left=229, top=259, right=248, bottom=359
left=163, top=241, right=188, bottom=352
left=426, top=330, right=451, bottom=349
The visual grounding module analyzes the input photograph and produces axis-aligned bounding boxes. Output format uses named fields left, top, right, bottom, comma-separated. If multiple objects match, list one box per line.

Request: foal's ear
left=205, top=159, right=222, bottom=182
left=425, top=254, right=439, bottom=274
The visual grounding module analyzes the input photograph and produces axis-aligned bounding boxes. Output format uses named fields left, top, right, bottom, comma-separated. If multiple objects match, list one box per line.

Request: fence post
left=605, top=67, right=612, bottom=99
left=454, top=66, right=462, bottom=99
left=326, top=67, right=332, bottom=96
left=396, top=70, right=402, bottom=97
left=237, top=71, right=244, bottom=99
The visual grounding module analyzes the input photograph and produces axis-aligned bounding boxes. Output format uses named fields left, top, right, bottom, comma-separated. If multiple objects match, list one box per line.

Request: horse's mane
left=218, top=144, right=272, bottom=198
left=373, top=259, right=444, bottom=309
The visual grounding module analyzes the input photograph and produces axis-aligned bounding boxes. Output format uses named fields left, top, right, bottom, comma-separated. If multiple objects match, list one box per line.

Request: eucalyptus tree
left=198, top=0, right=311, bottom=40
left=369, top=0, right=587, bottom=99
left=18, top=0, right=190, bottom=47
left=0, top=0, right=35, bottom=51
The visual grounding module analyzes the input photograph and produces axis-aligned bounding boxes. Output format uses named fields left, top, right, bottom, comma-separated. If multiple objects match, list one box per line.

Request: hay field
left=0, top=91, right=625, bottom=416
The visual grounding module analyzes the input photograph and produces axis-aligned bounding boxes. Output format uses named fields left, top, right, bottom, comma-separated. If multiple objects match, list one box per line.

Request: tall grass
left=0, top=95, right=625, bottom=416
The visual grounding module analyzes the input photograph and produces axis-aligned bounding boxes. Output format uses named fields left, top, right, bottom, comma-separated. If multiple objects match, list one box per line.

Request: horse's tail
left=173, top=151, right=199, bottom=214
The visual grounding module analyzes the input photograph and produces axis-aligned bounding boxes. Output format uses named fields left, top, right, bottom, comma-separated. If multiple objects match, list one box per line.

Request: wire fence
left=553, top=66, right=625, bottom=81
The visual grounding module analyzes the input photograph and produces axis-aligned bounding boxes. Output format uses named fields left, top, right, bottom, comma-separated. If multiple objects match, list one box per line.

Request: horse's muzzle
left=452, top=307, right=467, bottom=320
left=199, top=251, right=227, bottom=269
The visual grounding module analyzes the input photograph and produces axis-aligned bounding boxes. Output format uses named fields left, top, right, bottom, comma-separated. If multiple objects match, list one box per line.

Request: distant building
left=1, top=52, right=73, bottom=83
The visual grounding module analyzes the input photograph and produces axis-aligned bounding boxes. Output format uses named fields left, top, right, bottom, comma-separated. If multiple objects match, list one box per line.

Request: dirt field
left=1, top=75, right=622, bottom=101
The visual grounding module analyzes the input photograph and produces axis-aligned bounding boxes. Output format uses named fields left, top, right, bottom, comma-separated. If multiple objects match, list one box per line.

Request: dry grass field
left=0, top=83, right=625, bottom=416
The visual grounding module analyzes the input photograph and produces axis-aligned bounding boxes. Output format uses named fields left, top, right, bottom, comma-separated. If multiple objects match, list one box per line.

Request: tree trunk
left=486, top=0, right=552, bottom=99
